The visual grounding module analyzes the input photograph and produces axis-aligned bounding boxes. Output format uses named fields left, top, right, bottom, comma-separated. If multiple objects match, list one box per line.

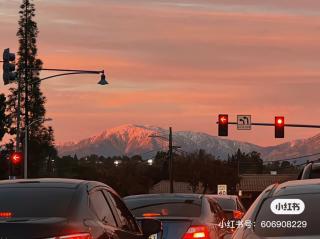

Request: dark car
left=124, top=193, right=230, bottom=239
left=298, top=162, right=320, bottom=179
left=232, top=179, right=320, bottom=239
left=0, top=178, right=161, bottom=239
left=206, top=195, right=246, bottom=222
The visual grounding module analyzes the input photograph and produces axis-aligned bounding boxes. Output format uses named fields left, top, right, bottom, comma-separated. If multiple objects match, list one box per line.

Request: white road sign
left=217, top=184, right=227, bottom=195
left=237, top=115, right=252, bottom=130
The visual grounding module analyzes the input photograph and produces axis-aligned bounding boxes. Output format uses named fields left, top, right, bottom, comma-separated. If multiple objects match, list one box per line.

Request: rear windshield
left=215, top=198, right=236, bottom=210
left=310, top=168, right=320, bottom=179
left=125, top=198, right=202, bottom=218
left=254, top=194, right=320, bottom=237
left=0, top=187, right=76, bottom=218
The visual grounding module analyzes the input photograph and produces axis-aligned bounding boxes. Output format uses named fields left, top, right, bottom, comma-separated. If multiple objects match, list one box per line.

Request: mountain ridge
left=57, top=124, right=320, bottom=162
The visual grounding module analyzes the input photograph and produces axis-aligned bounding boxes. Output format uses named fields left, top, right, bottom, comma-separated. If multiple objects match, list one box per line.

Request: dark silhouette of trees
left=5, top=0, right=56, bottom=177
left=0, top=94, right=7, bottom=142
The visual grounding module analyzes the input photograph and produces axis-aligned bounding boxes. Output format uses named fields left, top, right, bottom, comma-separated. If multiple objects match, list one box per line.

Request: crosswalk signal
left=3, top=48, right=17, bottom=85
left=275, top=116, right=285, bottom=138
left=218, top=114, right=228, bottom=136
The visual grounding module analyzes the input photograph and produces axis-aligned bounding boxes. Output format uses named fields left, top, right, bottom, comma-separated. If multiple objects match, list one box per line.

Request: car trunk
left=137, top=217, right=193, bottom=239
left=0, top=217, right=71, bottom=238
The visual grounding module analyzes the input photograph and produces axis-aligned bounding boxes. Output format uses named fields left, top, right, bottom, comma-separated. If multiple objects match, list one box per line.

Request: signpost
left=237, top=115, right=252, bottom=130
left=217, top=184, right=227, bottom=195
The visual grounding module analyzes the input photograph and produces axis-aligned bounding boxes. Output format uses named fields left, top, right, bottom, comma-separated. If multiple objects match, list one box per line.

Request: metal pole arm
left=30, top=68, right=104, bottom=74
left=30, top=71, right=104, bottom=85
left=219, top=122, right=320, bottom=129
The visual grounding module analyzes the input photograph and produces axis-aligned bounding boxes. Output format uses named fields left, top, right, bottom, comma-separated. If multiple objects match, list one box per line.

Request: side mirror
left=140, top=218, right=162, bottom=237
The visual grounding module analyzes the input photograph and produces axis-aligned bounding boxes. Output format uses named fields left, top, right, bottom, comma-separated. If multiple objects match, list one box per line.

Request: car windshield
left=254, top=194, right=320, bottom=237
left=215, top=198, right=236, bottom=211
left=125, top=198, right=202, bottom=218
left=0, top=187, right=76, bottom=218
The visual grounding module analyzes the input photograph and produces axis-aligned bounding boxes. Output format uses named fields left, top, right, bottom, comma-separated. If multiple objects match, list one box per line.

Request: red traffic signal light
left=10, top=152, right=23, bottom=165
left=218, top=114, right=228, bottom=136
left=275, top=116, right=285, bottom=138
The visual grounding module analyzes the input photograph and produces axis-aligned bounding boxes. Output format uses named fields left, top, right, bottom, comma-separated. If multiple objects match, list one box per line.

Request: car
left=231, top=179, right=320, bottom=239
left=206, top=195, right=246, bottom=222
left=298, top=162, right=320, bottom=179
left=0, top=178, right=161, bottom=239
left=124, top=193, right=231, bottom=239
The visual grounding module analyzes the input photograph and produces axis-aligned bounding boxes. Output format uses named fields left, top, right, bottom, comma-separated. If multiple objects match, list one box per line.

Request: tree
left=0, top=94, right=7, bottom=142
left=6, top=0, right=56, bottom=178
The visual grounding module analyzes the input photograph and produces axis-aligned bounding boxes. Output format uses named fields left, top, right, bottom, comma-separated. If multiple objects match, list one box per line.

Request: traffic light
left=218, top=114, right=228, bottom=136
left=3, top=48, right=16, bottom=85
left=10, top=152, right=23, bottom=166
left=275, top=116, right=285, bottom=138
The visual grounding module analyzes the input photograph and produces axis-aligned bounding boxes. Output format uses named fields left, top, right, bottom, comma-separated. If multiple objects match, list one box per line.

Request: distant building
left=237, top=174, right=297, bottom=208
left=149, top=180, right=206, bottom=194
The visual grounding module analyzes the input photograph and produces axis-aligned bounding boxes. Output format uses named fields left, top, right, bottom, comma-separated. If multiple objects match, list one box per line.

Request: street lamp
left=24, top=117, right=52, bottom=179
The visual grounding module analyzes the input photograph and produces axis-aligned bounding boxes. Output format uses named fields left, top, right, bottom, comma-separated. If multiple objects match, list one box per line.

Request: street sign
left=237, top=115, right=252, bottom=130
left=217, top=184, right=227, bottom=195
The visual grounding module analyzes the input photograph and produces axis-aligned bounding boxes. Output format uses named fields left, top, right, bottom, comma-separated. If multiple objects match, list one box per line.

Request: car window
left=125, top=198, right=202, bottom=218
left=0, top=187, right=75, bottom=218
left=254, top=194, right=320, bottom=237
left=106, top=191, right=140, bottom=233
left=310, top=167, right=320, bottom=179
left=89, top=190, right=117, bottom=227
left=215, top=198, right=236, bottom=211
left=208, top=199, right=218, bottom=214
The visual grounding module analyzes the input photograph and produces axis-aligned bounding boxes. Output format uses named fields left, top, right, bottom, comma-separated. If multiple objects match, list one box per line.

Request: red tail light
left=0, top=212, right=12, bottom=218
left=143, top=213, right=161, bottom=217
left=233, top=210, right=244, bottom=220
left=47, top=233, right=92, bottom=239
left=182, top=225, right=210, bottom=239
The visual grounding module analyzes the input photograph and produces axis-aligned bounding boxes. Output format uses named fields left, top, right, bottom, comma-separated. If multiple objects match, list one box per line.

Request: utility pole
left=148, top=127, right=180, bottom=193
left=169, top=127, right=173, bottom=193
left=24, top=0, right=29, bottom=178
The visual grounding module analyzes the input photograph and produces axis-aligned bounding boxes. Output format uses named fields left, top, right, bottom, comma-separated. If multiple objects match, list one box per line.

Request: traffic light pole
left=169, top=127, right=173, bottom=193
left=24, top=0, right=29, bottom=181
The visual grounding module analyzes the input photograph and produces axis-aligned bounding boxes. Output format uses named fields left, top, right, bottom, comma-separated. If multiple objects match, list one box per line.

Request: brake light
left=47, top=233, right=92, bottom=239
left=182, top=225, right=210, bottom=239
left=143, top=213, right=161, bottom=217
left=0, top=212, right=12, bottom=218
left=233, top=210, right=244, bottom=220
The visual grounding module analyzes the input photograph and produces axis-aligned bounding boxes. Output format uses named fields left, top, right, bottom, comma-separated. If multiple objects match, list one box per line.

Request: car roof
left=271, top=179, right=320, bottom=196
left=124, top=193, right=203, bottom=200
left=0, top=178, right=115, bottom=192
left=206, top=194, right=238, bottom=200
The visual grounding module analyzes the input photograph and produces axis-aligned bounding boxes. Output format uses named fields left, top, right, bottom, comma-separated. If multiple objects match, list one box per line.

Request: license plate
left=149, top=234, right=157, bottom=239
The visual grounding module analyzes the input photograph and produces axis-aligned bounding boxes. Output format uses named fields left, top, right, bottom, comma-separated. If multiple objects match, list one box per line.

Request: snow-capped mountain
left=57, top=124, right=320, bottom=161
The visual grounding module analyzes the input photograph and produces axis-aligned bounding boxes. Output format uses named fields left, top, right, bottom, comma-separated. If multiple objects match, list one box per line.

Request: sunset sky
left=1, top=0, right=320, bottom=146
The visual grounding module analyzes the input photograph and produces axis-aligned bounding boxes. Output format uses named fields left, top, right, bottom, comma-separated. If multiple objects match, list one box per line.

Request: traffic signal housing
left=218, top=114, right=228, bottom=136
left=275, top=116, right=285, bottom=138
left=9, top=152, right=23, bottom=178
left=3, top=48, right=16, bottom=85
